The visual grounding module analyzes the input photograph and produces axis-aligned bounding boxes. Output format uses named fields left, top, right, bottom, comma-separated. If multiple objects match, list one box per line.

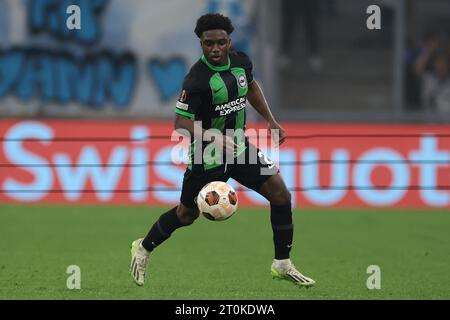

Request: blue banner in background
left=148, top=58, right=186, bottom=102
left=207, top=0, right=254, bottom=55
left=0, top=0, right=256, bottom=117
left=0, top=49, right=136, bottom=108
left=28, top=0, right=108, bottom=44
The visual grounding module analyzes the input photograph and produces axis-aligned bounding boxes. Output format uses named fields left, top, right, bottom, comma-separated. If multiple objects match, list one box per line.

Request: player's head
left=195, top=13, right=234, bottom=66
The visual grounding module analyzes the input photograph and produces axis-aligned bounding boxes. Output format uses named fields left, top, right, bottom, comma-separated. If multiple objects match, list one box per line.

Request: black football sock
left=270, top=203, right=294, bottom=260
left=141, top=207, right=184, bottom=252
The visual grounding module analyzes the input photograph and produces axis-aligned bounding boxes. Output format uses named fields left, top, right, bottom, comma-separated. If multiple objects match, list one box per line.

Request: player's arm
left=174, top=114, right=236, bottom=155
left=247, top=80, right=286, bottom=145
left=174, top=79, right=236, bottom=154
left=173, top=85, right=203, bottom=139
left=174, top=114, right=211, bottom=144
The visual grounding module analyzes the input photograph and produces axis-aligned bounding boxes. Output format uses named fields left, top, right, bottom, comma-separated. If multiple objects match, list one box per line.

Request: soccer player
left=130, top=13, right=315, bottom=288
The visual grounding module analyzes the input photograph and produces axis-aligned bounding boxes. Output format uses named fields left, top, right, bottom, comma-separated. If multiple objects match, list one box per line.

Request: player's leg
left=130, top=167, right=226, bottom=286
left=257, top=174, right=314, bottom=286
left=231, top=144, right=294, bottom=259
left=130, top=203, right=199, bottom=286
left=231, top=144, right=314, bottom=287
left=130, top=168, right=203, bottom=286
left=141, top=203, right=199, bottom=252
left=258, top=173, right=293, bottom=260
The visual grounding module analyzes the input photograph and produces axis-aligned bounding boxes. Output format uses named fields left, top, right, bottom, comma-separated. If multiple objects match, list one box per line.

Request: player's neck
left=201, top=55, right=230, bottom=72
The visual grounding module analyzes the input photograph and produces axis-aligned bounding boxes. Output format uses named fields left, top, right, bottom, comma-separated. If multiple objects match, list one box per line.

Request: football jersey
left=175, top=51, right=254, bottom=172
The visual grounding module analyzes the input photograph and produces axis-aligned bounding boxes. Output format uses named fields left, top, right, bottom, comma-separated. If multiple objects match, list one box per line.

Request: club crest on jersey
left=238, top=75, right=247, bottom=88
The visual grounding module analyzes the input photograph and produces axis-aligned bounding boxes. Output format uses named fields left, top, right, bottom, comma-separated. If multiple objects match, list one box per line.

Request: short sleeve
left=244, top=58, right=254, bottom=85
left=175, top=75, right=202, bottom=119
left=236, top=51, right=254, bottom=85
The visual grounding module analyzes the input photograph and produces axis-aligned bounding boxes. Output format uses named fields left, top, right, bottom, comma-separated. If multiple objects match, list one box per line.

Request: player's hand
left=268, top=119, right=286, bottom=146
left=209, top=134, right=237, bottom=157
left=223, top=135, right=238, bottom=157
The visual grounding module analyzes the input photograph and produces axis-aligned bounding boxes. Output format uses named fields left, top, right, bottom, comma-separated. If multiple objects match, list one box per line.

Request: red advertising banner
left=0, top=119, right=449, bottom=208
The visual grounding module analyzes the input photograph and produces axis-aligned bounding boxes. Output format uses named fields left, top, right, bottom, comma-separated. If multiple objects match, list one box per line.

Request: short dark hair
left=194, top=13, right=234, bottom=38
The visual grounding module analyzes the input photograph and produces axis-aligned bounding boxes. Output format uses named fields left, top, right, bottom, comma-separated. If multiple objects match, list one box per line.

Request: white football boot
left=130, top=238, right=150, bottom=286
left=271, top=259, right=315, bottom=287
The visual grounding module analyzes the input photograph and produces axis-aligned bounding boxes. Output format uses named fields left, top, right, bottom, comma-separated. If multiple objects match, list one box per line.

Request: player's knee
left=176, top=205, right=200, bottom=226
left=271, top=189, right=291, bottom=206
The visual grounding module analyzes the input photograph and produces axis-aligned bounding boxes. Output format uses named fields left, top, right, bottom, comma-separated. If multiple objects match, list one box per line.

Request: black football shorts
left=180, top=143, right=279, bottom=209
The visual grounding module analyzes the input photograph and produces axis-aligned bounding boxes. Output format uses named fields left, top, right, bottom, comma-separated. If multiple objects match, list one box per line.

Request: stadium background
left=1, top=0, right=449, bottom=300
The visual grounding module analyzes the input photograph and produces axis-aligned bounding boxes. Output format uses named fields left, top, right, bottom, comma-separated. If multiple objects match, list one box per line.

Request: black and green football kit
left=175, top=51, right=278, bottom=209
left=140, top=54, right=298, bottom=270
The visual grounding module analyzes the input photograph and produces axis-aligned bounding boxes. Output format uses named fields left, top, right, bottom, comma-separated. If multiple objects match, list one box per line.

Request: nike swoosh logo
left=213, top=87, right=223, bottom=93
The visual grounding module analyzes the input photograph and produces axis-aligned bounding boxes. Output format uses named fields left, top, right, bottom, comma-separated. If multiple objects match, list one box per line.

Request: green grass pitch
left=0, top=204, right=449, bottom=300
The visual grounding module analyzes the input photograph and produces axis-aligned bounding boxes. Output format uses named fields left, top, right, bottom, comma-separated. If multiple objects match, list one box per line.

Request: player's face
left=200, top=30, right=231, bottom=66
